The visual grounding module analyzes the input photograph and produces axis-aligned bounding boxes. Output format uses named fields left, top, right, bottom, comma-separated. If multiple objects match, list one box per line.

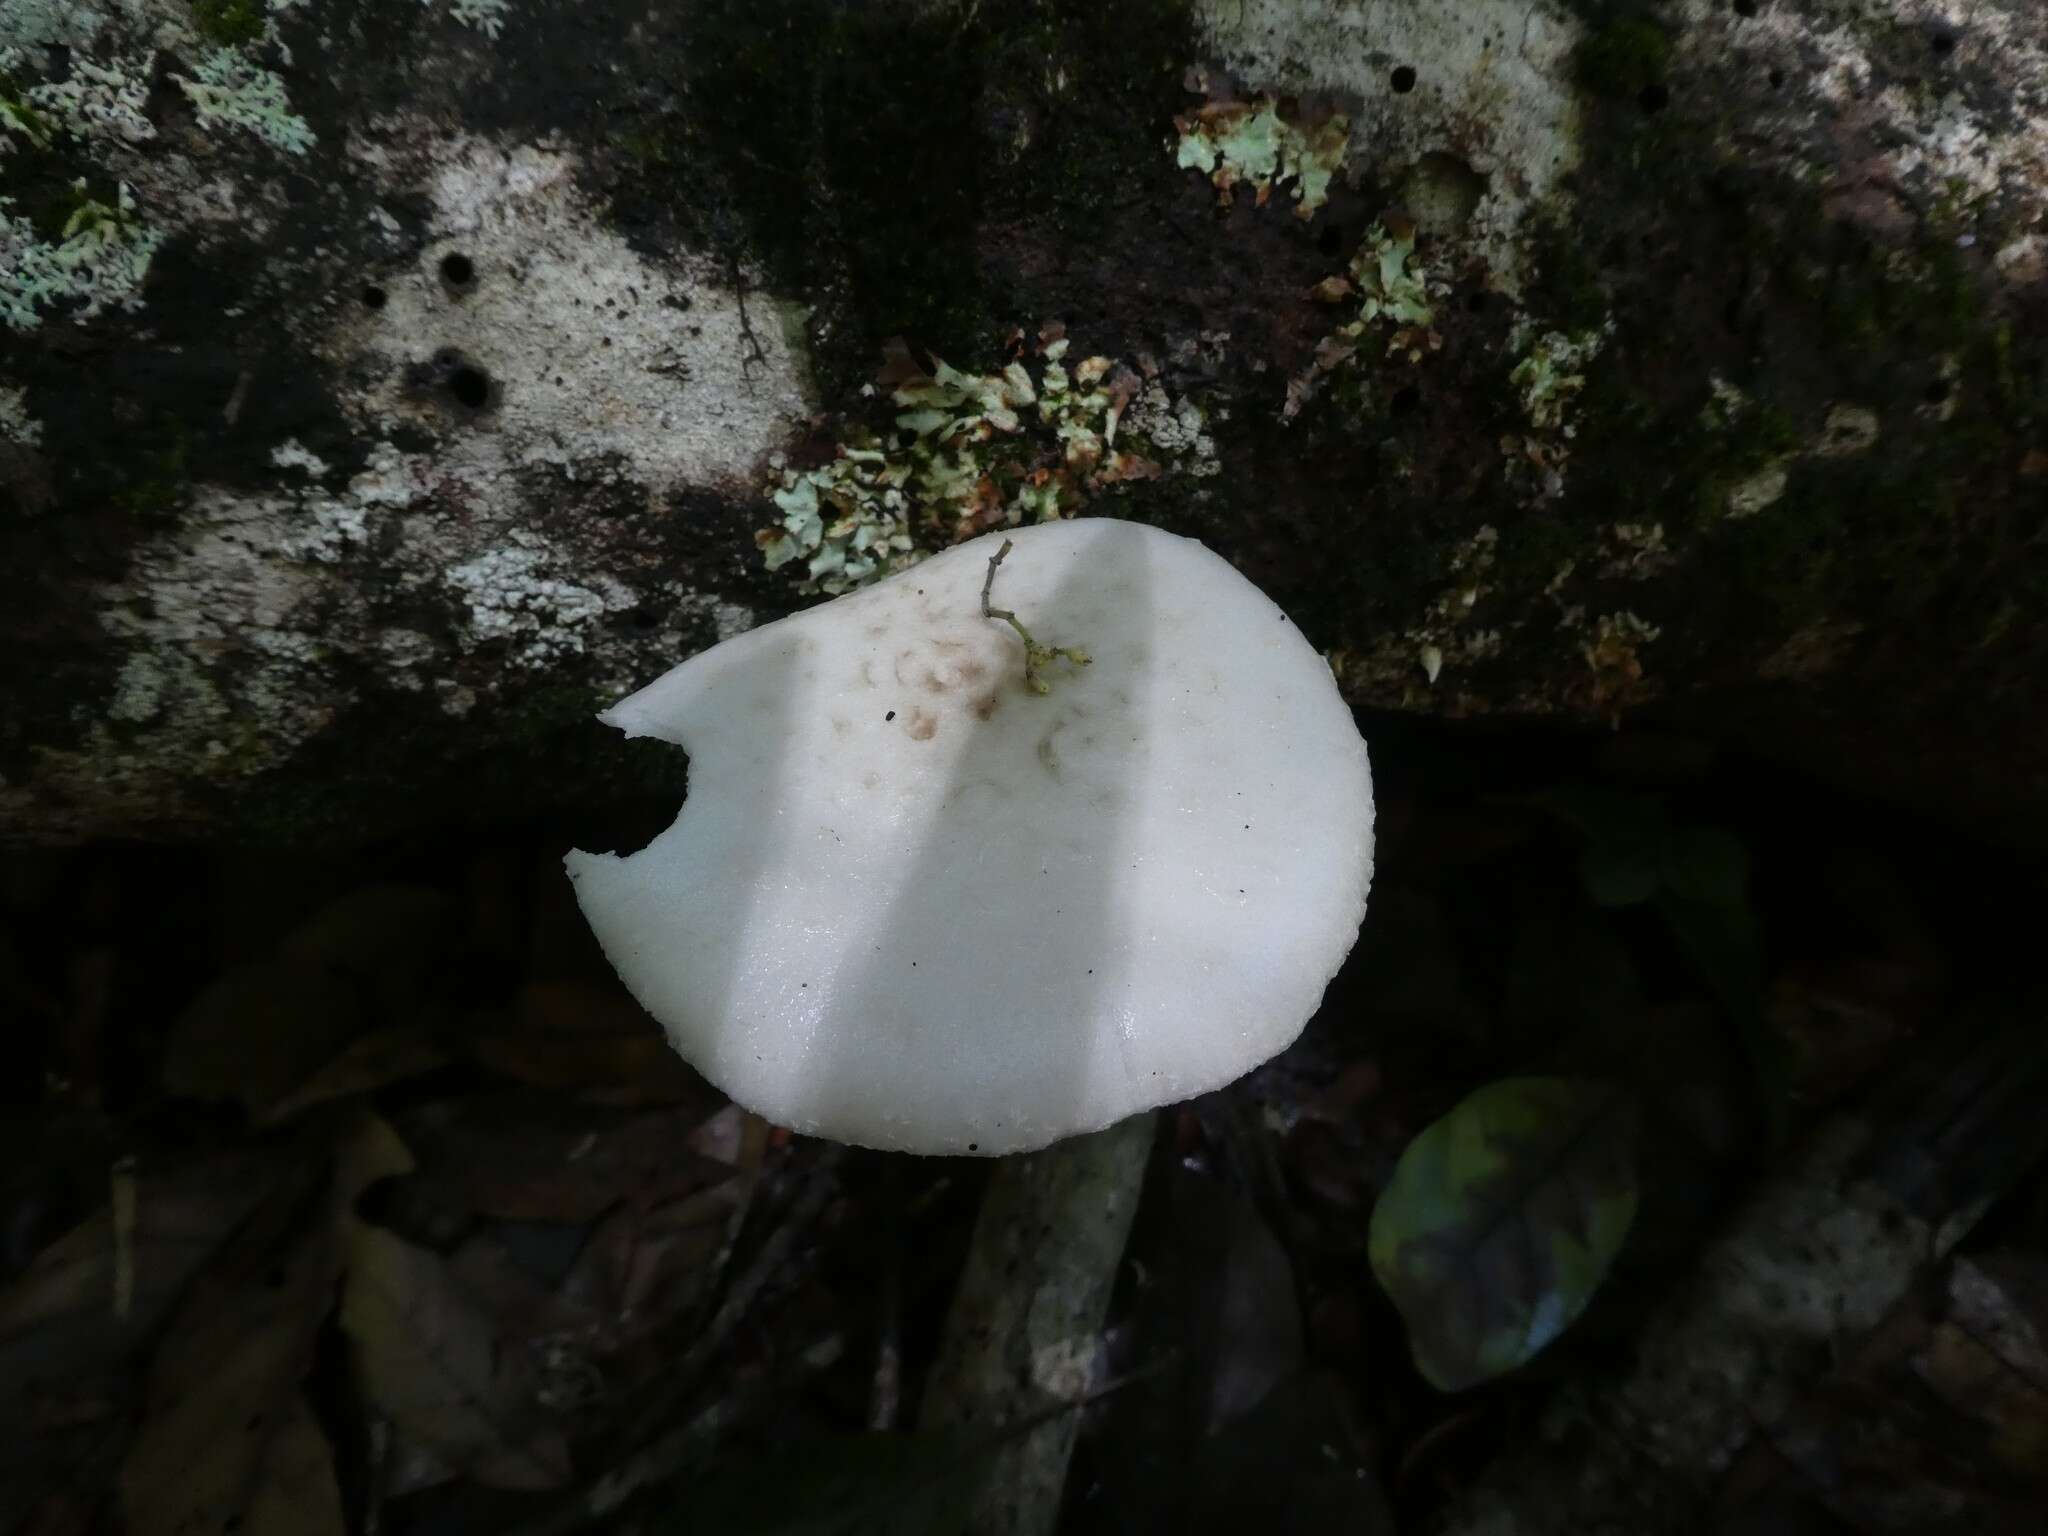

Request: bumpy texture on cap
left=567, top=518, right=1373, bottom=1154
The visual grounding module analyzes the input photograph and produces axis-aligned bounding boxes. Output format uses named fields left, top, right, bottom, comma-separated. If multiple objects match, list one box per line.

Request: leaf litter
left=4, top=748, right=2048, bottom=1535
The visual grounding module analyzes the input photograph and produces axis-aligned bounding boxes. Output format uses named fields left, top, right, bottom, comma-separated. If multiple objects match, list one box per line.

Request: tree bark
left=4, top=0, right=2044, bottom=843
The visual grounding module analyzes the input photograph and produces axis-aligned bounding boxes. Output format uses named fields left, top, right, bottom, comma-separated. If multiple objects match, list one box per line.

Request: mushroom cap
left=566, top=518, right=1373, bottom=1154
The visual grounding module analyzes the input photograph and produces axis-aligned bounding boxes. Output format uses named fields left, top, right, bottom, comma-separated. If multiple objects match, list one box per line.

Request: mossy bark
left=3, top=0, right=2044, bottom=844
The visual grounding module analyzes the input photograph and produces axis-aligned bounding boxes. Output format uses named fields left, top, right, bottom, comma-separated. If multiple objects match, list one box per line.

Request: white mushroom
left=566, top=517, right=1373, bottom=1154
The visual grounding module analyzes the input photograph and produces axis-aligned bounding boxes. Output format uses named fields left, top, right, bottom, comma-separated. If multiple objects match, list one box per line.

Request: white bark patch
left=1, top=385, right=41, bottom=447
left=1676, top=0, right=2048, bottom=247
left=91, top=487, right=345, bottom=779
left=74, top=132, right=804, bottom=805
left=1193, top=0, right=1585, bottom=291
left=445, top=541, right=637, bottom=669
left=325, top=134, right=814, bottom=492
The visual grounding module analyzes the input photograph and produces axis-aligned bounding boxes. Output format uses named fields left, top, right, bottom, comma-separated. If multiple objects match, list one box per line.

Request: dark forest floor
left=5, top=716, right=2047, bottom=1536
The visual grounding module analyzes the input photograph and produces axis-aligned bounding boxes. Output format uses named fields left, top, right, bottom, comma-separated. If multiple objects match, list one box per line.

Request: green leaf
left=1658, top=826, right=1749, bottom=908
left=1578, top=843, right=1660, bottom=907
left=1369, top=1078, right=1639, bottom=1392
left=1528, top=784, right=1671, bottom=850
left=1656, top=891, right=1790, bottom=1143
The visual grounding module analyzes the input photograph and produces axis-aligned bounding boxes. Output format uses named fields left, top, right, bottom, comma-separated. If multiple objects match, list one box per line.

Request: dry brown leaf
left=400, top=1100, right=732, bottom=1225
left=236, top=1396, right=347, bottom=1536
left=119, top=1227, right=339, bottom=1536
left=277, top=884, right=453, bottom=1016
left=342, top=1200, right=573, bottom=1490
left=560, top=1184, right=740, bottom=1339
left=470, top=988, right=711, bottom=1105
left=1913, top=1254, right=2048, bottom=1484
left=342, top=1111, right=577, bottom=1487
left=0, top=1152, right=276, bottom=1442
left=120, top=1116, right=408, bottom=1536
left=1096, top=451, right=1163, bottom=484
left=166, top=885, right=454, bottom=1115
left=257, top=1029, right=453, bottom=1126
left=509, top=979, right=662, bottom=1038
left=335, top=1106, right=419, bottom=1194
left=166, top=959, right=365, bottom=1112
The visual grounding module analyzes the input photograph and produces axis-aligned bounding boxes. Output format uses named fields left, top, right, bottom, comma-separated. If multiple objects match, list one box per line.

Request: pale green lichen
left=759, top=451, right=919, bottom=596
left=442, top=0, right=510, bottom=39
left=1501, top=321, right=1610, bottom=501
left=175, top=46, right=313, bottom=154
left=1813, top=403, right=1880, bottom=459
left=106, top=649, right=170, bottom=725
left=0, top=47, right=155, bottom=151
left=0, top=0, right=125, bottom=53
left=760, top=329, right=1206, bottom=595
left=1, top=383, right=42, bottom=446
left=1122, top=382, right=1220, bottom=475
left=1509, top=325, right=1607, bottom=432
left=1287, top=220, right=1440, bottom=420
left=1581, top=610, right=1660, bottom=709
left=1335, top=524, right=1504, bottom=693
left=1342, top=221, right=1436, bottom=334
left=1172, top=84, right=1349, bottom=219
left=2, top=181, right=163, bottom=331
left=1700, top=373, right=1751, bottom=432
left=1601, top=522, right=1674, bottom=579
left=1724, top=463, right=1788, bottom=520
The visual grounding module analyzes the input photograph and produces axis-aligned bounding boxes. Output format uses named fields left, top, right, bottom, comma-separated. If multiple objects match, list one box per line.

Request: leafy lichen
left=174, top=46, right=313, bottom=154
left=0, top=48, right=155, bottom=150
left=1510, top=326, right=1608, bottom=433
left=1172, top=78, right=1349, bottom=219
left=1, top=383, right=42, bottom=446
left=759, top=329, right=1214, bottom=595
left=442, top=0, right=509, bottom=40
left=758, top=451, right=919, bottom=596
left=1, top=180, right=162, bottom=330
left=1287, top=220, right=1441, bottom=420
left=1502, top=322, right=1612, bottom=501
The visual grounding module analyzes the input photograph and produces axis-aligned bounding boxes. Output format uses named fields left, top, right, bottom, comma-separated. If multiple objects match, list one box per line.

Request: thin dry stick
left=869, top=1237, right=903, bottom=1431
left=509, top=1334, right=847, bottom=1536
left=509, top=1150, right=846, bottom=1536
left=981, top=538, right=1090, bottom=695
left=631, top=1145, right=845, bottom=1441
left=109, top=1154, right=137, bottom=1321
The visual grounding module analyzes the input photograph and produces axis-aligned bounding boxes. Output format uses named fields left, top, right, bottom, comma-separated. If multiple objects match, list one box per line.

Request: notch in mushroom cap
left=565, top=517, right=1373, bottom=1155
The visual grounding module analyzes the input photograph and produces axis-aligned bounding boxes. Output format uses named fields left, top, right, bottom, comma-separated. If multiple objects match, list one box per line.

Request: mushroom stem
left=981, top=537, right=1091, bottom=695
left=920, top=1110, right=1157, bottom=1536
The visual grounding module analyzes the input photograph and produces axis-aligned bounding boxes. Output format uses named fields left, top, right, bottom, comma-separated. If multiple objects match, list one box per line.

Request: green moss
left=191, top=0, right=265, bottom=47
left=1573, top=17, right=1671, bottom=101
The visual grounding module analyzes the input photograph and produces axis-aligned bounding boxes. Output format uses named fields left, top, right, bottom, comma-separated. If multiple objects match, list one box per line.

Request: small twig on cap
left=982, top=538, right=1091, bottom=695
